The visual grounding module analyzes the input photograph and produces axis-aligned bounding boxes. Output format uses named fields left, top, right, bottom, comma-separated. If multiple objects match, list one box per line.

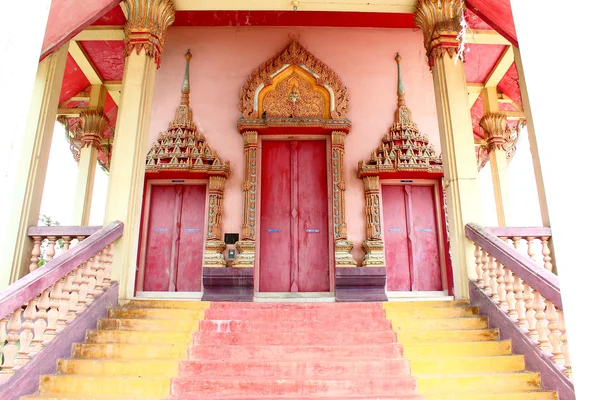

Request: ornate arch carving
left=239, top=39, right=349, bottom=121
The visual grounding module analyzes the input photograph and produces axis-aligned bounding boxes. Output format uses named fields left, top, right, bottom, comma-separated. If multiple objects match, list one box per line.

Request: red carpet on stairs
left=168, top=302, right=422, bottom=399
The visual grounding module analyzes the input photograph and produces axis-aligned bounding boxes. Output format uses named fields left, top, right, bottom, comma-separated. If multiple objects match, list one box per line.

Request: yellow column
left=415, top=0, right=483, bottom=299
left=103, top=0, right=175, bottom=298
left=72, top=85, right=108, bottom=225
left=0, top=45, right=68, bottom=287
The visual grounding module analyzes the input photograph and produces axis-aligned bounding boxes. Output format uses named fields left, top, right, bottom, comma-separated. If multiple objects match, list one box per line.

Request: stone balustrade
left=0, top=222, right=123, bottom=375
left=466, top=223, right=570, bottom=380
left=27, top=226, right=102, bottom=273
left=486, top=227, right=554, bottom=273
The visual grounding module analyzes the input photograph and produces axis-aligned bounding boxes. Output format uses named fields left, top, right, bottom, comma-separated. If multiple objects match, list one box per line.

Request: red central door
left=382, top=184, right=442, bottom=292
left=142, top=184, right=206, bottom=292
left=259, top=140, right=330, bottom=292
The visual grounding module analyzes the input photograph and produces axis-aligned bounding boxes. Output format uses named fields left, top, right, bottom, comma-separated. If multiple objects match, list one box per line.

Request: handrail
left=0, top=221, right=123, bottom=374
left=465, top=222, right=571, bottom=381
left=486, top=226, right=551, bottom=237
left=466, top=223, right=560, bottom=308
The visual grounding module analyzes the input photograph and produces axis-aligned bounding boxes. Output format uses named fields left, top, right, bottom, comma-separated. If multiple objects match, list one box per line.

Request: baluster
left=0, top=315, right=8, bottom=344
left=94, top=252, right=107, bottom=295
left=526, top=236, right=537, bottom=264
left=77, top=263, right=91, bottom=312
left=488, top=254, right=499, bottom=303
left=31, top=289, right=50, bottom=353
left=523, top=281, right=538, bottom=341
left=504, top=267, right=517, bottom=321
left=545, top=302, right=563, bottom=364
left=45, top=280, right=63, bottom=341
left=62, top=235, right=72, bottom=252
left=56, top=277, right=71, bottom=333
left=513, top=274, right=527, bottom=330
left=474, top=245, right=483, bottom=287
left=102, top=244, right=114, bottom=288
left=558, top=310, right=572, bottom=378
left=76, top=235, right=86, bottom=247
left=496, top=260, right=507, bottom=312
left=481, top=250, right=491, bottom=296
left=46, top=236, right=57, bottom=262
left=533, top=289, right=550, bottom=352
left=88, top=253, right=102, bottom=299
left=541, top=237, right=553, bottom=272
left=0, top=309, right=22, bottom=373
left=29, top=236, right=42, bottom=272
left=83, top=257, right=96, bottom=305
left=511, top=236, right=522, bottom=254
left=61, top=271, right=77, bottom=322
left=15, top=300, right=36, bottom=366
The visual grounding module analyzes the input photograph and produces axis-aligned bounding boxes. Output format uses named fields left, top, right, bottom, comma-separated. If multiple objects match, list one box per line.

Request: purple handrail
left=0, top=221, right=123, bottom=320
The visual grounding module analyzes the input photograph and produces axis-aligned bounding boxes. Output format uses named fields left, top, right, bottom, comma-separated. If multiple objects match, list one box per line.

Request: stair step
left=204, top=308, right=387, bottom=321
left=108, top=308, right=204, bottom=320
left=189, top=343, right=404, bottom=360
left=199, top=318, right=392, bottom=332
left=86, top=329, right=192, bottom=344
left=396, top=328, right=498, bottom=343
left=383, top=300, right=469, bottom=308
left=193, top=329, right=397, bottom=345
left=24, top=396, right=423, bottom=400
left=403, top=340, right=512, bottom=358
left=38, top=375, right=171, bottom=396
left=97, top=318, right=198, bottom=331
left=72, top=343, right=187, bottom=360
left=391, top=317, right=488, bottom=330
left=416, top=372, right=541, bottom=394
left=178, top=359, right=410, bottom=378
left=121, top=300, right=210, bottom=309
left=170, top=377, right=418, bottom=396
left=57, top=359, right=180, bottom=376
left=424, top=392, right=557, bottom=400
left=409, top=355, right=525, bottom=374
left=208, top=302, right=385, bottom=310
left=385, top=306, right=479, bottom=319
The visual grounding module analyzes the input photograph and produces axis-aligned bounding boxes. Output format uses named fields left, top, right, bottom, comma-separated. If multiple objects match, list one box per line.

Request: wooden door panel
left=297, top=140, right=330, bottom=292
left=259, top=141, right=292, bottom=292
left=176, top=185, right=207, bottom=292
left=382, top=185, right=410, bottom=291
left=143, top=185, right=177, bottom=291
left=408, top=185, right=443, bottom=291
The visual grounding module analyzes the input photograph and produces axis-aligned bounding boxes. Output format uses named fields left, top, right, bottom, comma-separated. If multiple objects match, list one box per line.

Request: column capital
left=80, top=109, right=109, bottom=150
left=479, top=112, right=511, bottom=152
left=414, top=0, right=466, bottom=67
left=123, top=0, right=176, bottom=68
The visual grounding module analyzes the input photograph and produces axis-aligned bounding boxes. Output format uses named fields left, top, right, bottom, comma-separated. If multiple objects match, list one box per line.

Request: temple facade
left=0, top=0, right=597, bottom=399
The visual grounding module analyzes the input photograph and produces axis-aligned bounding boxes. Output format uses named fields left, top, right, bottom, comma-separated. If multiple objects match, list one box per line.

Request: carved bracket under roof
left=238, top=38, right=350, bottom=132
left=358, top=53, right=443, bottom=179
left=146, top=50, right=230, bottom=178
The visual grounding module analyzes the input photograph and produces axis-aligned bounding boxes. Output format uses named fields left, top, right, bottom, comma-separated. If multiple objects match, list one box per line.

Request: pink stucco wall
left=148, top=26, right=440, bottom=262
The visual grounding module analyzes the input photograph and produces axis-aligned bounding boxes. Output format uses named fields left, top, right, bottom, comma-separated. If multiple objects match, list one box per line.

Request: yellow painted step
left=72, top=343, right=187, bottom=360
left=403, top=340, right=512, bottom=358
left=385, top=306, right=478, bottom=319
left=397, top=328, right=498, bottom=343
left=85, top=329, right=192, bottom=344
left=417, top=372, right=541, bottom=395
left=38, top=375, right=170, bottom=396
left=392, top=317, right=488, bottom=330
left=58, top=359, right=180, bottom=376
left=120, top=299, right=210, bottom=309
left=23, top=396, right=163, bottom=400
left=97, top=317, right=198, bottom=331
left=425, top=392, right=557, bottom=400
left=410, top=355, right=525, bottom=375
left=383, top=300, right=469, bottom=308
left=107, top=308, right=204, bottom=319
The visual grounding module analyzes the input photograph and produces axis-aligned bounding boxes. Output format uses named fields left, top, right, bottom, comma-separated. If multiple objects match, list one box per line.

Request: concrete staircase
left=22, top=299, right=557, bottom=399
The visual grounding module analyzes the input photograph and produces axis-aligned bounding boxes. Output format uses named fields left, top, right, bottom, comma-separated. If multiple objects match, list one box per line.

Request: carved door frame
left=254, top=134, right=335, bottom=294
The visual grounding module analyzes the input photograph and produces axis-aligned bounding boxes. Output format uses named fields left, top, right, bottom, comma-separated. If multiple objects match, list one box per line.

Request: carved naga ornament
left=238, top=39, right=350, bottom=130
left=358, top=53, right=443, bottom=178
left=146, top=50, right=230, bottom=178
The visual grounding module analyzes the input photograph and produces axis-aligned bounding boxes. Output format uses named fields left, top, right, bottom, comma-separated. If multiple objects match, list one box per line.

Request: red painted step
left=193, top=329, right=397, bottom=346
left=169, top=302, right=421, bottom=399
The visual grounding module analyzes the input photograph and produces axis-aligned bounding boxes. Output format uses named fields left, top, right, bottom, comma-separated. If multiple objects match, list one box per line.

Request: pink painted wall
left=148, top=26, right=440, bottom=262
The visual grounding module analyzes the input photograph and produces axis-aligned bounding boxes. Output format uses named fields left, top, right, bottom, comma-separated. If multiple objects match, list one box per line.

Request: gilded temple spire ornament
left=414, top=0, right=467, bottom=67
left=123, top=0, right=176, bottom=67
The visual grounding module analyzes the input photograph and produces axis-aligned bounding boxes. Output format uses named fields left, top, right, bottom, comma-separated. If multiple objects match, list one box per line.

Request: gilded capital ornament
left=414, top=0, right=466, bottom=67
left=479, top=112, right=511, bottom=151
left=123, top=0, right=176, bottom=67
left=79, top=109, right=109, bottom=149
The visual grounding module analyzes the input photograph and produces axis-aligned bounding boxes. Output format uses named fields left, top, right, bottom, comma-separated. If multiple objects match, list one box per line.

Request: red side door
left=259, top=140, right=329, bottom=292
left=382, top=185, right=410, bottom=291
left=143, top=184, right=206, bottom=292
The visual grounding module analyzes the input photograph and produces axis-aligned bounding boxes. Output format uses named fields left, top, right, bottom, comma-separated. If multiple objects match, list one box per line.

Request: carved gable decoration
left=358, top=54, right=443, bottom=178
left=146, top=50, right=230, bottom=177
left=239, top=39, right=349, bottom=121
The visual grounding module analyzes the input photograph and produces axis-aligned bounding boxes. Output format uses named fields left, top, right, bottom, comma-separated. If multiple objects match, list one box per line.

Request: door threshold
left=254, top=292, right=335, bottom=302
left=134, top=291, right=204, bottom=300
left=386, top=290, right=453, bottom=302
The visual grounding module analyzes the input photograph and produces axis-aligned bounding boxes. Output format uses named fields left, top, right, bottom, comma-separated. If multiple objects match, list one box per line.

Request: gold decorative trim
left=203, top=240, right=227, bottom=267
left=361, top=240, right=385, bottom=267
left=363, top=176, right=381, bottom=241
left=123, top=0, right=176, bottom=67
left=207, top=176, right=226, bottom=241
left=477, top=113, right=524, bottom=168
left=239, top=38, right=349, bottom=121
left=58, top=112, right=113, bottom=171
left=414, top=0, right=466, bottom=67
